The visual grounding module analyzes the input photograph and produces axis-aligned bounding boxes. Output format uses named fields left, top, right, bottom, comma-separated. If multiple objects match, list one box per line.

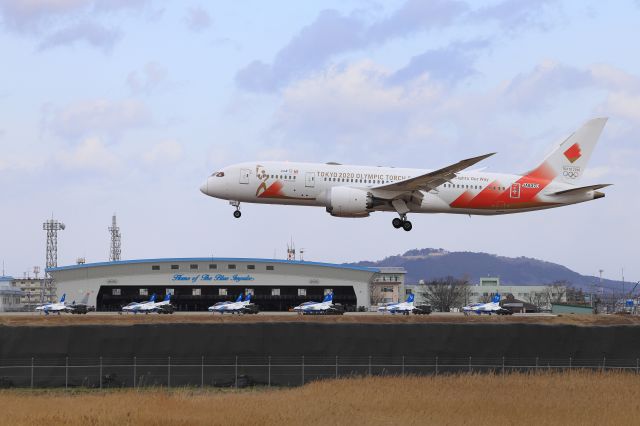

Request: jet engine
left=326, top=187, right=373, bottom=217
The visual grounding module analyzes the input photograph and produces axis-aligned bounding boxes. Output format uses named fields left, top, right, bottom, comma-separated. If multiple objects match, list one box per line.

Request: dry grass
left=2, top=313, right=639, bottom=327
left=1, top=371, right=639, bottom=425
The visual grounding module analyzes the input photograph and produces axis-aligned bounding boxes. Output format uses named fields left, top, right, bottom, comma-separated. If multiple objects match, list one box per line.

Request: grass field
left=1, top=371, right=639, bottom=425
left=2, top=312, right=640, bottom=327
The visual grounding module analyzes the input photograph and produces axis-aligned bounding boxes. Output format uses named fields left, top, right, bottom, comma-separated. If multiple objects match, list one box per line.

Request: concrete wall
left=1, top=323, right=639, bottom=359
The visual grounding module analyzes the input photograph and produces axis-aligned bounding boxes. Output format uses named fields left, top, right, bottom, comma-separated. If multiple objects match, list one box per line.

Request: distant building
left=0, top=276, right=24, bottom=312
left=371, top=267, right=406, bottom=305
left=469, top=277, right=566, bottom=307
left=551, top=303, right=594, bottom=315
left=404, top=277, right=567, bottom=309
left=12, top=277, right=50, bottom=308
left=48, top=258, right=407, bottom=311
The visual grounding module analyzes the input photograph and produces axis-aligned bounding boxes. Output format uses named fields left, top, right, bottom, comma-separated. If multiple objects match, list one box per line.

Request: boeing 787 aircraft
left=200, top=118, right=609, bottom=231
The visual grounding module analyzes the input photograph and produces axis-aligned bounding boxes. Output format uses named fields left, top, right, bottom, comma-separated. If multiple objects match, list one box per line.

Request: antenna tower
left=287, top=239, right=296, bottom=261
left=109, top=214, right=122, bottom=262
left=42, top=218, right=65, bottom=303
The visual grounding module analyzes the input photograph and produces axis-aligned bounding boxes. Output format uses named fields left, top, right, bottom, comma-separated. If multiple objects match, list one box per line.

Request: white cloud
left=600, top=92, right=640, bottom=122
left=142, top=140, right=183, bottom=165
left=0, top=0, right=150, bottom=51
left=127, top=61, right=168, bottom=95
left=37, top=20, right=121, bottom=52
left=56, top=137, right=120, bottom=172
left=270, top=60, right=446, bottom=161
left=185, top=6, right=212, bottom=33
left=49, top=98, right=151, bottom=139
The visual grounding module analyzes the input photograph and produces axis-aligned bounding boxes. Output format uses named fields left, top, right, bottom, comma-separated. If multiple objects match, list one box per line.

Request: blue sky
left=1, top=0, right=638, bottom=283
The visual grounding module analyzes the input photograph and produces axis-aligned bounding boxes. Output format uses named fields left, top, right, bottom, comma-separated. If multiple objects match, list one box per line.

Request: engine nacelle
left=326, top=187, right=372, bottom=217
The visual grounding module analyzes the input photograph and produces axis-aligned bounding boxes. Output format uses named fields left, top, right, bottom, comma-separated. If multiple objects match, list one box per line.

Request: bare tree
left=545, top=281, right=568, bottom=304
left=526, top=291, right=547, bottom=309
left=421, top=277, right=470, bottom=312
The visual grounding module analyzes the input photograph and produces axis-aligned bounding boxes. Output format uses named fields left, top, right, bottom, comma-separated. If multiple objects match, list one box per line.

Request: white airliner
left=209, top=293, right=252, bottom=314
left=35, top=294, right=66, bottom=315
left=463, top=294, right=509, bottom=315
left=122, top=293, right=156, bottom=314
left=200, top=118, right=610, bottom=231
left=378, top=293, right=415, bottom=315
left=293, top=292, right=334, bottom=313
left=137, top=293, right=171, bottom=313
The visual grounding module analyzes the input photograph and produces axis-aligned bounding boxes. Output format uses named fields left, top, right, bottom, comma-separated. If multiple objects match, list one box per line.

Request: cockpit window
left=211, top=171, right=225, bottom=177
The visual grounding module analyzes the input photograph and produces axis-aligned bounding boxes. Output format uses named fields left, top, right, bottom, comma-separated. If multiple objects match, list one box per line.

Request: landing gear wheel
left=392, top=218, right=403, bottom=229
left=233, top=210, right=241, bottom=219
left=402, top=221, right=413, bottom=232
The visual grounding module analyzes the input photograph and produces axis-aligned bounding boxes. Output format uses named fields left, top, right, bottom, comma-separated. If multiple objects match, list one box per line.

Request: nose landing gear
left=230, top=201, right=241, bottom=218
left=392, top=216, right=412, bottom=231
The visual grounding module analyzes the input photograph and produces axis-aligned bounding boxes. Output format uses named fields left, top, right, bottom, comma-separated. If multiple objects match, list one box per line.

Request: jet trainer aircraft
left=378, top=293, right=415, bottom=315
left=463, top=294, right=510, bottom=315
left=293, top=292, right=334, bottom=314
left=200, top=118, right=610, bottom=231
left=122, top=293, right=156, bottom=314
left=137, top=293, right=172, bottom=314
left=35, top=294, right=67, bottom=315
left=208, top=294, right=253, bottom=314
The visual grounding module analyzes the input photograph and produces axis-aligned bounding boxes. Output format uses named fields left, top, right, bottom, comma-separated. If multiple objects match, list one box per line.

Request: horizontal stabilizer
left=549, top=184, right=611, bottom=196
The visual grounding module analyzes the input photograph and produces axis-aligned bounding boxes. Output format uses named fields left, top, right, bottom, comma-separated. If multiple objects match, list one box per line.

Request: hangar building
left=48, top=258, right=405, bottom=311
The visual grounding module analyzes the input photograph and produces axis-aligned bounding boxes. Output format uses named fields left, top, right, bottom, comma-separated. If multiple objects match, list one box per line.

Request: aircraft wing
left=374, top=153, right=495, bottom=193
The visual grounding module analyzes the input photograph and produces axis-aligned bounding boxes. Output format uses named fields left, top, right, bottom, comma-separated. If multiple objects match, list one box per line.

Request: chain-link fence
left=0, top=355, right=637, bottom=389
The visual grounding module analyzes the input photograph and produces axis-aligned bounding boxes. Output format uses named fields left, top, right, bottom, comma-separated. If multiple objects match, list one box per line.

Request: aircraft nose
left=200, top=180, right=208, bottom=195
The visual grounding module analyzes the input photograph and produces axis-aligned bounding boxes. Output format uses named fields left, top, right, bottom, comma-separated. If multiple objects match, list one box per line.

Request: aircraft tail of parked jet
left=527, top=117, right=607, bottom=184
left=60, top=294, right=66, bottom=303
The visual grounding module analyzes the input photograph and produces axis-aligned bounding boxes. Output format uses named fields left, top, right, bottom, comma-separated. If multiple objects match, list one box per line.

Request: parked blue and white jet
left=378, top=293, right=415, bottom=315
left=137, top=293, right=172, bottom=313
left=293, top=292, right=334, bottom=313
left=208, top=294, right=252, bottom=314
left=208, top=293, right=242, bottom=313
left=35, top=294, right=67, bottom=315
left=462, top=294, right=509, bottom=315
left=122, top=293, right=157, bottom=314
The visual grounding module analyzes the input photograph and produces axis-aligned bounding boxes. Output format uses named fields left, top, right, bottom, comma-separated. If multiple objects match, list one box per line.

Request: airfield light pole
left=109, top=214, right=122, bottom=262
left=42, top=219, right=65, bottom=304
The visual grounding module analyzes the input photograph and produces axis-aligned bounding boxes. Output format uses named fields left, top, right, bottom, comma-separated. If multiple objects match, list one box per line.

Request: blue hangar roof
left=47, top=258, right=380, bottom=273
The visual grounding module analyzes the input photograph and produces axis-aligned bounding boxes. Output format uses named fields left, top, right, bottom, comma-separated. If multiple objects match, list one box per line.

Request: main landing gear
left=230, top=200, right=241, bottom=218
left=392, top=216, right=412, bottom=231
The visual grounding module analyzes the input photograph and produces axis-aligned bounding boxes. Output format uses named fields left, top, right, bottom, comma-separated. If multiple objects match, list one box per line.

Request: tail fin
left=60, top=294, right=66, bottom=303
left=492, top=293, right=501, bottom=303
left=245, top=293, right=252, bottom=302
left=527, top=118, right=607, bottom=184
left=406, top=293, right=415, bottom=303
left=164, top=293, right=171, bottom=301
left=323, top=292, right=333, bottom=303
left=235, top=294, right=243, bottom=302
left=149, top=293, right=156, bottom=302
